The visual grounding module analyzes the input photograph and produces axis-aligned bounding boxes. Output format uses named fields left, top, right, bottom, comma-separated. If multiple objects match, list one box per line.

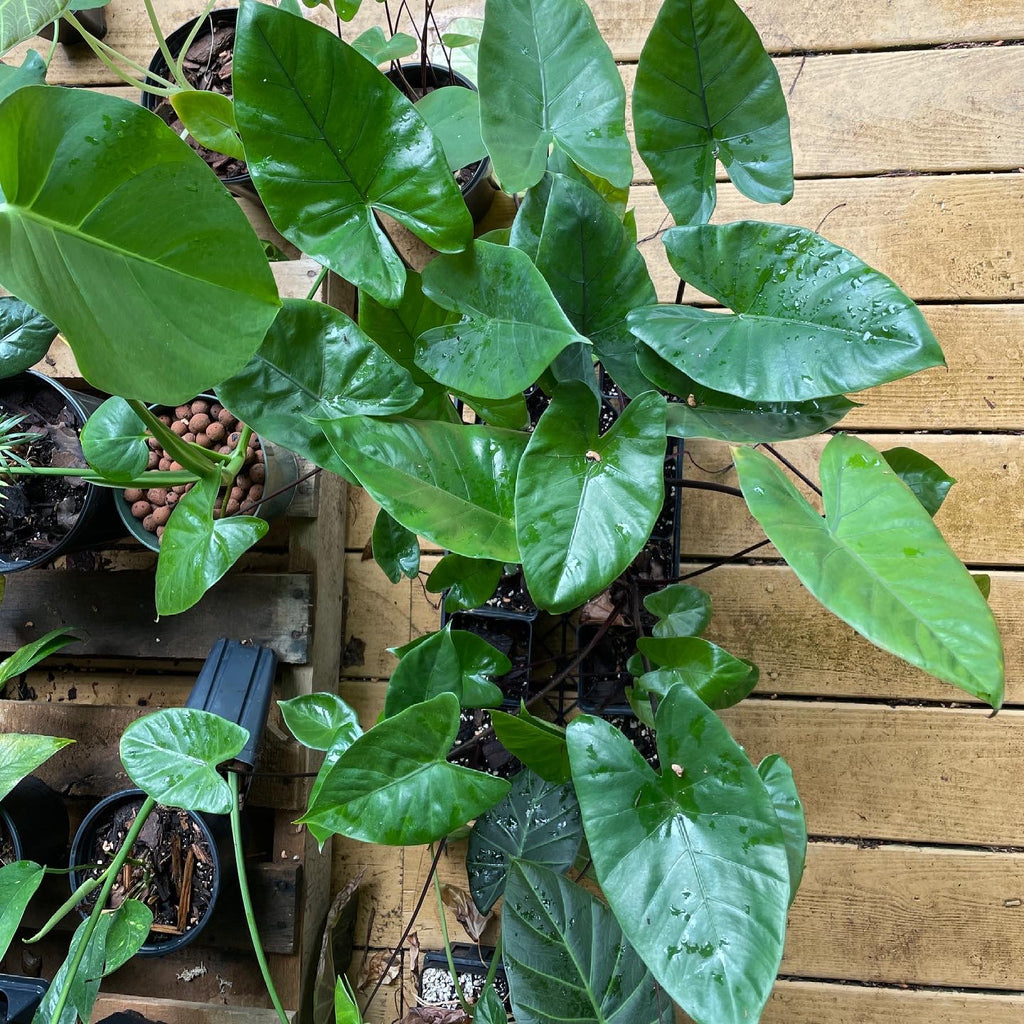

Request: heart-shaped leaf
left=300, top=692, right=510, bottom=845
left=0, top=860, right=43, bottom=961
left=279, top=693, right=362, bottom=752
left=170, top=90, right=244, bottom=160
left=416, top=86, right=487, bottom=172
left=155, top=472, right=269, bottom=616
left=315, top=415, right=527, bottom=563
left=0, top=628, right=80, bottom=688
left=882, top=446, right=955, bottom=517
left=119, top=707, right=248, bottom=814
left=384, top=624, right=508, bottom=717
left=0, top=0, right=67, bottom=51
left=634, top=0, right=792, bottom=225
left=0, top=88, right=280, bottom=405
left=477, top=0, right=631, bottom=193
left=0, top=49, right=46, bottom=104
left=467, top=769, right=582, bottom=913
left=490, top=705, right=570, bottom=784
left=516, top=384, right=667, bottom=612
left=735, top=435, right=1004, bottom=706
left=234, top=3, right=472, bottom=306
left=0, top=296, right=57, bottom=376
left=474, top=985, right=508, bottom=1024
left=757, top=754, right=806, bottom=906
left=425, top=553, right=503, bottom=611
left=510, top=173, right=657, bottom=398
left=372, top=507, right=421, bottom=583
left=629, top=222, right=945, bottom=402
left=417, top=240, right=589, bottom=400
left=80, top=398, right=150, bottom=482
left=0, top=733, right=72, bottom=803
left=568, top=685, right=791, bottom=1024
left=636, top=637, right=759, bottom=708
left=351, top=26, right=417, bottom=65
left=502, top=861, right=670, bottom=1024
left=101, top=897, right=154, bottom=974
left=644, top=583, right=712, bottom=638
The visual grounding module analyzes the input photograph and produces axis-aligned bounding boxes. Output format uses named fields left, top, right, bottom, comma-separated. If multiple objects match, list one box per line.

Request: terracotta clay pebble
left=175, top=405, right=191, bottom=420
left=227, top=432, right=241, bottom=447
left=249, top=463, right=265, bottom=484
left=210, top=402, right=223, bottom=417
left=158, top=414, right=172, bottom=426
left=189, top=413, right=211, bottom=434
left=158, top=457, right=172, bottom=472
left=143, top=514, right=157, bottom=532
left=218, top=408, right=235, bottom=426
left=255, top=449, right=264, bottom=463
left=230, top=486, right=245, bottom=503
left=147, top=436, right=161, bottom=450
left=191, top=400, right=210, bottom=415
left=124, top=489, right=144, bottom=503
left=248, top=485, right=263, bottom=503
left=182, top=432, right=196, bottom=444
left=225, top=498, right=240, bottom=515
left=244, top=446, right=256, bottom=466
left=151, top=506, right=172, bottom=527
left=170, top=420, right=188, bottom=436
left=195, top=433, right=214, bottom=448
left=206, top=422, right=226, bottom=443
left=156, top=525, right=165, bottom=540
left=147, top=488, right=168, bottom=506
left=236, top=474, right=250, bottom=491
left=169, top=461, right=184, bottom=472
left=147, top=450, right=159, bottom=469
left=131, top=501, right=151, bottom=520
left=166, top=491, right=179, bottom=507
left=172, top=485, right=188, bottom=495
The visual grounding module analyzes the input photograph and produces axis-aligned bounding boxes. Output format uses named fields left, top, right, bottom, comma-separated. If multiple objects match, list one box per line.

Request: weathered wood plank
left=90, top=997, right=295, bottom=1024
left=0, top=571, right=312, bottom=663
left=342, top=556, right=418, bottom=680
left=693, top=565, right=1024, bottom=705
left=679, top=433, right=1024, bottom=567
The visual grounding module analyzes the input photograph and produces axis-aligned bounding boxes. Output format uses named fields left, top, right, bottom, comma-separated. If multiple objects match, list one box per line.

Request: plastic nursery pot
left=385, top=62, right=497, bottom=223
left=0, top=371, right=125, bottom=574
left=141, top=8, right=258, bottom=203
left=69, top=789, right=227, bottom=957
left=112, top=395, right=300, bottom=553
left=445, top=609, right=535, bottom=708
left=0, top=974, right=48, bottom=1024
left=420, top=945, right=510, bottom=1011
left=0, top=776, right=70, bottom=868
left=37, top=4, right=108, bottom=46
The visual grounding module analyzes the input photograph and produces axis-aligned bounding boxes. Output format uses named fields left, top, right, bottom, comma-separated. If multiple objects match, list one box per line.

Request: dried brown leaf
left=441, top=883, right=492, bottom=942
left=402, top=1008, right=470, bottom=1024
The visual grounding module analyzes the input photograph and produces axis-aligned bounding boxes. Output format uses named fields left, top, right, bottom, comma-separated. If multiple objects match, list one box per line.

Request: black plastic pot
left=420, top=945, right=510, bottom=1011
left=0, top=776, right=69, bottom=867
left=142, top=8, right=258, bottom=203
left=445, top=609, right=534, bottom=709
left=37, top=4, right=107, bottom=46
left=0, top=371, right=125, bottom=574
left=385, top=62, right=497, bottom=223
left=0, top=975, right=48, bottom=1024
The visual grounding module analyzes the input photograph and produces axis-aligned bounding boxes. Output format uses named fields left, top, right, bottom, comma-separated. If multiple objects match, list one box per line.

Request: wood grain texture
left=679, top=433, right=1024, bottom=566
left=342, top=555, right=419, bottom=680
left=90, top=995, right=296, bottom=1023
left=694, top=564, right=1024, bottom=705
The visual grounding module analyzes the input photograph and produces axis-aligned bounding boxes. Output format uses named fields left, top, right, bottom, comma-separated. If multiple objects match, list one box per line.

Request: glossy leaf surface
left=155, top=473, right=268, bottom=616
left=0, top=0, right=66, bottom=51
left=416, top=86, right=487, bottom=171
left=629, top=222, right=945, bottom=402
left=120, top=707, right=248, bottom=815
left=0, top=860, right=43, bottom=961
left=33, top=908, right=116, bottom=1024
left=758, top=754, right=806, bottom=906
left=645, top=583, right=712, bottom=638
left=0, top=733, right=72, bottom=803
left=0, top=629, right=80, bottom=688
left=316, top=415, right=527, bottom=562
left=474, top=986, right=508, bottom=1024
left=0, top=88, right=279, bottom=404
left=634, top=0, right=792, bottom=225
left=279, top=693, right=362, bottom=752
left=80, top=398, right=149, bottom=482
left=637, top=637, right=758, bottom=708
left=503, top=861, right=669, bottom=1024
left=170, top=90, right=244, bottom=160
left=384, top=624, right=507, bottom=717
left=735, top=435, right=1004, bottom=706
left=0, top=49, right=45, bottom=103
left=516, top=385, right=666, bottom=612
left=477, top=0, right=631, bottom=192
left=425, top=553, right=502, bottom=611
left=234, top=3, right=471, bottom=306
left=467, top=769, right=582, bottom=913
left=882, top=446, right=956, bottom=517
left=568, top=686, right=790, bottom=1024
left=0, top=295, right=56, bottom=376
left=490, top=705, right=570, bottom=784
left=372, top=507, right=421, bottom=583
left=511, top=173, right=657, bottom=397
left=301, top=693, right=510, bottom=845
left=417, top=240, right=589, bottom=400
left=351, top=26, right=417, bottom=65
left=101, top=898, right=153, bottom=974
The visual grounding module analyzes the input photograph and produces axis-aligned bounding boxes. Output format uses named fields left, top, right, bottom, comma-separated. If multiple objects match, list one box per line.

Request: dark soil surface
left=151, top=19, right=246, bottom=179
left=0, top=818, right=16, bottom=866
left=448, top=708, right=520, bottom=780
left=482, top=567, right=536, bottom=617
left=0, top=381, right=88, bottom=564
left=578, top=625, right=634, bottom=712
left=79, top=798, right=216, bottom=946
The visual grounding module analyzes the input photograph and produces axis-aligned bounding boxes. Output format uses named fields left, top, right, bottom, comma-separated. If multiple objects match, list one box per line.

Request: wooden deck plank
left=90, top=997, right=295, bottom=1023
left=679, top=433, right=1024, bottom=567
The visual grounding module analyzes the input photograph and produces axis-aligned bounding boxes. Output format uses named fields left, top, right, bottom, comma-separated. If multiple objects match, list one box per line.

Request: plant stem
left=433, top=868, right=472, bottom=1015
left=672, top=478, right=744, bottom=498
left=44, top=26, right=59, bottom=66
left=142, top=0, right=181, bottom=89
left=306, top=265, right=329, bottom=301
left=480, top=933, right=503, bottom=996
left=128, top=400, right=217, bottom=479
left=48, top=795, right=157, bottom=1024
left=62, top=12, right=178, bottom=94
left=230, top=771, right=290, bottom=1024
left=173, top=0, right=219, bottom=82
left=24, top=874, right=104, bottom=944
left=762, top=443, right=822, bottom=496
left=1, top=466, right=198, bottom=487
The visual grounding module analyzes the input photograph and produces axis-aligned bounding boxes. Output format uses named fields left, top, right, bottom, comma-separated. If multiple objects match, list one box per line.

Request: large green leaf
left=0, top=628, right=80, bottom=688
left=416, top=86, right=487, bottom=172
left=315, top=415, right=527, bottom=562
left=467, top=769, right=582, bottom=914
left=633, top=0, right=792, bottom=225
left=372, top=507, right=421, bottom=583
left=477, top=0, right=631, bottom=193
left=0, top=88, right=280, bottom=405
left=234, top=3, right=472, bottom=307
left=757, top=754, right=806, bottom=906
left=33, top=908, right=115, bottom=1024
left=735, top=435, right=1004, bottom=706
left=0, top=860, right=43, bottom=961
left=644, top=583, right=712, bottom=638
left=510, top=173, right=658, bottom=398
left=0, top=0, right=66, bottom=51
left=154, top=472, right=269, bottom=616
left=568, top=685, right=791, bottom=1024
left=639, top=346, right=856, bottom=442
left=0, top=50, right=46, bottom=104
left=279, top=693, right=362, bottom=752
left=80, top=398, right=149, bottom=483
left=383, top=624, right=507, bottom=717
left=217, top=299, right=421, bottom=471
left=0, top=295, right=56, bottom=377
left=119, top=707, right=248, bottom=815
left=425, top=553, right=502, bottom=611
left=490, top=705, right=570, bottom=784
left=629, top=222, right=945, bottom=402
left=351, top=26, right=417, bottom=65
left=300, top=692, right=510, bottom=845
left=516, top=384, right=667, bottom=613
left=417, top=240, right=589, bottom=400
left=882, top=446, right=955, bottom=517
left=170, top=90, right=244, bottom=161
left=502, top=861, right=669, bottom=1024
left=0, top=733, right=72, bottom=803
